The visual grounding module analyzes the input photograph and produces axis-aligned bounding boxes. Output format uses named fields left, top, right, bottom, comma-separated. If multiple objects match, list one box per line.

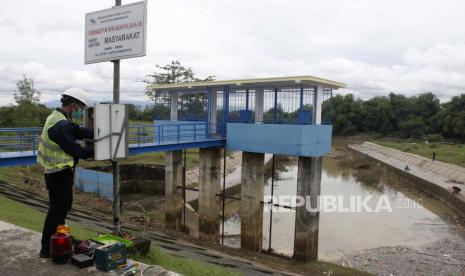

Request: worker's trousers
left=40, top=168, right=74, bottom=251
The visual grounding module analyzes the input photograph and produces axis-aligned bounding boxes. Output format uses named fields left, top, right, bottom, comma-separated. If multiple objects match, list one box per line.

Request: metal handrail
left=0, top=122, right=226, bottom=154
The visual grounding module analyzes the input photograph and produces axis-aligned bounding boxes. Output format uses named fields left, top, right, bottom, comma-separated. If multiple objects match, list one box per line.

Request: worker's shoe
left=39, top=248, right=51, bottom=258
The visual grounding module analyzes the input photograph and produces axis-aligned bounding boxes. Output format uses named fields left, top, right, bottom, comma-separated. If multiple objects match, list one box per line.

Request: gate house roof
left=148, top=75, right=346, bottom=91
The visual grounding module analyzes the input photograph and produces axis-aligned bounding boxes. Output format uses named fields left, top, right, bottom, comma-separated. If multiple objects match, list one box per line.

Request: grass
left=0, top=194, right=97, bottom=240
left=0, top=165, right=46, bottom=193
left=0, top=148, right=202, bottom=186
left=372, top=139, right=465, bottom=167
left=136, top=247, right=239, bottom=276
left=78, top=148, right=200, bottom=169
left=146, top=210, right=165, bottom=224
left=0, top=193, right=369, bottom=276
left=0, top=194, right=240, bottom=275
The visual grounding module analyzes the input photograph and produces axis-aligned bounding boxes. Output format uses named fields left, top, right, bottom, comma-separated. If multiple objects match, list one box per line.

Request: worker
left=37, top=88, right=94, bottom=258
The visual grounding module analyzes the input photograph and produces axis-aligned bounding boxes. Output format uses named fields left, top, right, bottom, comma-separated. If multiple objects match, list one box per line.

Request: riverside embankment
left=349, top=141, right=465, bottom=218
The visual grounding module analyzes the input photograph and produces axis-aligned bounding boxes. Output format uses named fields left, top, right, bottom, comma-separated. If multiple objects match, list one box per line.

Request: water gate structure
left=0, top=75, right=345, bottom=261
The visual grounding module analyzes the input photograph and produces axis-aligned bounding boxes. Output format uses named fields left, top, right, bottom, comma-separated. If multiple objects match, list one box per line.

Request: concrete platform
left=349, top=142, right=465, bottom=217
left=0, top=220, right=179, bottom=276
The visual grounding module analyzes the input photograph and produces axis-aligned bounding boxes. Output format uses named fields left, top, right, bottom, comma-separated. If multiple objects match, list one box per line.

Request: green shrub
left=425, top=134, right=443, bottom=143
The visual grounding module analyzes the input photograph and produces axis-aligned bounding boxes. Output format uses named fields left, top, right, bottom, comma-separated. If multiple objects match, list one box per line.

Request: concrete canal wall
left=349, top=142, right=465, bottom=218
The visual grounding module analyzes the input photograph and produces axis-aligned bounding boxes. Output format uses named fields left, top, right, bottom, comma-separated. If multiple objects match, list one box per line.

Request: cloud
left=2, top=42, right=465, bottom=106
left=0, top=62, right=150, bottom=106
left=1, top=0, right=465, bottom=106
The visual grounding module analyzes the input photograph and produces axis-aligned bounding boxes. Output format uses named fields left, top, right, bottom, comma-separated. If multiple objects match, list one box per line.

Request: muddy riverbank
left=12, top=141, right=465, bottom=275
left=79, top=144, right=465, bottom=275
left=217, top=144, right=465, bottom=275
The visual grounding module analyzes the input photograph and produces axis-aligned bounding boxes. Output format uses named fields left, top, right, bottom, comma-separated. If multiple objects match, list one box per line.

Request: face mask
left=72, top=105, right=83, bottom=119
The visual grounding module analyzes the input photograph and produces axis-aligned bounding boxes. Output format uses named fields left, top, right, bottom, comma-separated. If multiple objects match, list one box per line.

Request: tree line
left=0, top=75, right=51, bottom=128
left=3, top=62, right=464, bottom=142
left=331, top=92, right=465, bottom=140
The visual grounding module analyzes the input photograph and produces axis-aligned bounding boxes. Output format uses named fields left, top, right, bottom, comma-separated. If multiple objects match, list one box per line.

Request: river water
left=222, top=146, right=465, bottom=262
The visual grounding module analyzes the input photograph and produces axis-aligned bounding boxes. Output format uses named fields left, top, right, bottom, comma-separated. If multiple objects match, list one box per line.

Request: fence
left=0, top=122, right=226, bottom=155
left=0, top=128, right=42, bottom=154
left=153, top=86, right=333, bottom=125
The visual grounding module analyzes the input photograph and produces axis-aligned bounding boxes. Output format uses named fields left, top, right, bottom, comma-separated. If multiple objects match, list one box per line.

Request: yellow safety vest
left=37, top=111, right=74, bottom=170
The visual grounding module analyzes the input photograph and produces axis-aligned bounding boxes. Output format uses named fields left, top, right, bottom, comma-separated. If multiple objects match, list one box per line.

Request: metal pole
left=112, top=0, right=122, bottom=235
left=206, top=87, right=211, bottom=138
left=273, top=88, right=278, bottom=123
left=245, top=88, right=249, bottom=123
left=329, top=89, right=333, bottom=124
left=268, top=154, right=275, bottom=252
left=223, top=86, right=229, bottom=125
left=182, top=149, right=186, bottom=232
left=221, top=147, right=226, bottom=245
left=19, top=129, right=23, bottom=152
left=299, top=85, right=304, bottom=124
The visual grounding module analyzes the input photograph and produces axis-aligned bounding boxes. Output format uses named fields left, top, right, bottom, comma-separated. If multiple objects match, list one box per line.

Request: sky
left=1, top=0, right=465, bottom=106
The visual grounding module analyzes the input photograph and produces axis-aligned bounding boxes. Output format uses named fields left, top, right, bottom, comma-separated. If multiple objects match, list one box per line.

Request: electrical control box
left=83, top=107, right=94, bottom=151
left=93, top=104, right=128, bottom=161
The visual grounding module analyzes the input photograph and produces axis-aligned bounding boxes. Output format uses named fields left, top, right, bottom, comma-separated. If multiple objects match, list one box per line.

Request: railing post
left=177, top=124, right=180, bottom=143
left=137, top=127, right=141, bottom=146
left=19, top=129, right=23, bottom=152
left=299, top=85, right=304, bottom=124
left=157, top=125, right=161, bottom=145
left=245, top=88, right=250, bottom=123
left=32, top=130, right=36, bottom=155
left=329, top=89, right=333, bottom=124
left=273, top=88, right=278, bottom=123
left=143, top=126, right=146, bottom=143
left=206, top=87, right=212, bottom=138
left=194, top=124, right=197, bottom=142
left=223, top=85, right=229, bottom=124
left=161, top=126, right=164, bottom=143
left=313, top=86, right=323, bottom=125
left=150, top=125, right=154, bottom=143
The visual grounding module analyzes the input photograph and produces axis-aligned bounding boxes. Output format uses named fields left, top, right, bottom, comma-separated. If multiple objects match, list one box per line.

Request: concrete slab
left=0, top=220, right=179, bottom=276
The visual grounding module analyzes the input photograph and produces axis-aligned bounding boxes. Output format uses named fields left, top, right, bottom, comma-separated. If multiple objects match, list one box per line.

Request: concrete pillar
left=240, top=152, right=265, bottom=251
left=164, top=150, right=183, bottom=230
left=293, top=156, right=322, bottom=261
left=255, top=88, right=264, bottom=124
left=198, top=147, right=222, bottom=241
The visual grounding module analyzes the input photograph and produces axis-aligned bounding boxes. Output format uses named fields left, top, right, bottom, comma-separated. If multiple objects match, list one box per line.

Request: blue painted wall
left=226, top=123, right=332, bottom=157
left=74, top=168, right=113, bottom=201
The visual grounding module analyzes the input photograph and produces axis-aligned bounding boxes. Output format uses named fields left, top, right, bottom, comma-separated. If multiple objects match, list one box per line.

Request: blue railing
left=128, top=122, right=225, bottom=146
left=0, top=127, right=42, bottom=154
left=0, top=122, right=226, bottom=155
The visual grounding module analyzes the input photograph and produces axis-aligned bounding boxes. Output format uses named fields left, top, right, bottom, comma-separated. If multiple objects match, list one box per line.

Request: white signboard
left=85, top=1, right=147, bottom=64
left=94, top=104, right=128, bottom=161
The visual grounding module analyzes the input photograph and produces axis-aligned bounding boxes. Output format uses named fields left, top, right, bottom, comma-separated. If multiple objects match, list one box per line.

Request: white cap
left=62, top=88, right=90, bottom=107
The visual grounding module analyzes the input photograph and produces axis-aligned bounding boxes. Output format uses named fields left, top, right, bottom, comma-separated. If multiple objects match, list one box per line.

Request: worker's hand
left=83, top=146, right=95, bottom=160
